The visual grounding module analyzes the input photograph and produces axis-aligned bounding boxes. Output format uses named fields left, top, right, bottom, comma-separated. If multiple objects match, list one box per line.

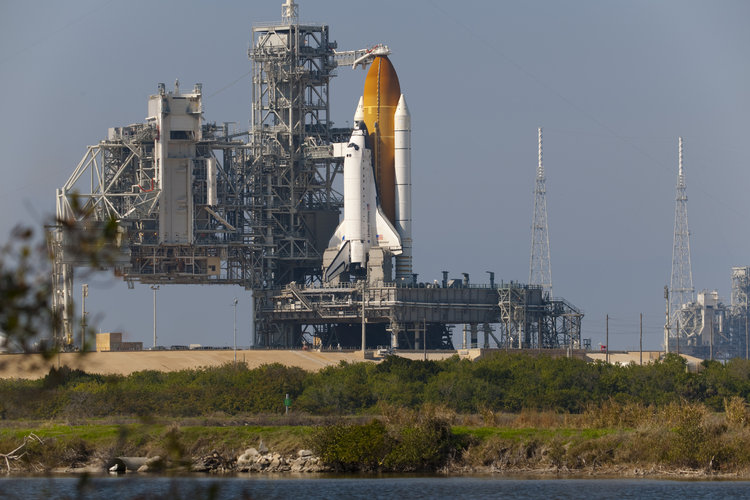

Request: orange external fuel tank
left=362, top=56, right=401, bottom=226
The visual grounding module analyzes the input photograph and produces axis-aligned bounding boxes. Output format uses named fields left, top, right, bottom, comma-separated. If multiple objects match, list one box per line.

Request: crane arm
left=333, top=44, right=391, bottom=69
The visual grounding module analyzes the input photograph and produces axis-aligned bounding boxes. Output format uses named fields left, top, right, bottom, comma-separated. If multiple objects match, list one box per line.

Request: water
left=2, top=476, right=749, bottom=499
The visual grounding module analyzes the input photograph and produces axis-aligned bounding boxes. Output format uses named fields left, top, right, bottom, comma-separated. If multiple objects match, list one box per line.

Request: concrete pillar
left=462, top=324, right=468, bottom=349
left=470, top=323, right=478, bottom=348
left=483, top=323, right=491, bottom=349
left=391, top=322, right=400, bottom=349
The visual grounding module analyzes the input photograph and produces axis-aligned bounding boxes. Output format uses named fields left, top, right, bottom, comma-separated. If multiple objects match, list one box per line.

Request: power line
left=424, top=0, right=746, bottom=223
left=205, top=71, right=252, bottom=100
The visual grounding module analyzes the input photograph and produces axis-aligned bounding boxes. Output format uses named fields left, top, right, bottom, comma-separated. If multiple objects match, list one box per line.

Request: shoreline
left=7, top=449, right=750, bottom=480
left=5, top=417, right=750, bottom=479
left=12, top=466, right=750, bottom=481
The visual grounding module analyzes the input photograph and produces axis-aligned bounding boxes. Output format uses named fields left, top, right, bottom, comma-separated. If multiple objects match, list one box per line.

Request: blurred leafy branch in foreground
left=0, top=195, right=120, bottom=356
left=0, top=225, right=52, bottom=354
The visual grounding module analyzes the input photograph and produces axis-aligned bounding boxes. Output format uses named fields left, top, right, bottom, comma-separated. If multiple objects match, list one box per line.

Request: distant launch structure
left=665, top=138, right=750, bottom=359
left=49, top=0, right=583, bottom=353
left=669, top=137, right=695, bottom=345
left=529, top=127, right=552, bottom=298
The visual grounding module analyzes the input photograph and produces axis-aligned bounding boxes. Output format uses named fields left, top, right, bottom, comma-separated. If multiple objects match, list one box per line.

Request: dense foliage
left=308, top=416, right=455, bottom=472
left=4, top=353, right=750, bottom=419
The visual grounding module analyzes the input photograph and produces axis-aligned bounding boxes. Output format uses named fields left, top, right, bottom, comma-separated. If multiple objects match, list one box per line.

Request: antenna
left=669, top=136, right=695, bottom=344
left=529, top=127, right=553, bottom=297
left=281, top=0, right=299, bottom=24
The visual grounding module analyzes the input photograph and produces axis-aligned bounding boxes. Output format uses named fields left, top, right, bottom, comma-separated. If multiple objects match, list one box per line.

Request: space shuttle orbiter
left=323, top=55, right=412, bottom=283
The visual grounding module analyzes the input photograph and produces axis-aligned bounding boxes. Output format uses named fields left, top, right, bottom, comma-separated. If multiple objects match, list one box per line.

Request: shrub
left=308, top=419, right=390, bottom=471
left=308, top=416, right=455, bottom=472
left=724, top=396, right=748, bottom=428
left=664, top=401, right=711, bottom=468
left=383, top=417, right=453, bottom=471
left=582, top=399, right=654, bottom=429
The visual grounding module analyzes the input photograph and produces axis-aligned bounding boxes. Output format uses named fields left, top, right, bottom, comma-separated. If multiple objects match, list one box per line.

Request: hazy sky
left=1, top=1, right=748, bottom=350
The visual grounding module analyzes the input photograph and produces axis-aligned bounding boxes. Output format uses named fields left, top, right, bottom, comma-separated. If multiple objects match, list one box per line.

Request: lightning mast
left=669, top=137, right=695, bottom=345
left=281, top=0, right=298, bottom=24
left=529, top=127, right=552, bottom=297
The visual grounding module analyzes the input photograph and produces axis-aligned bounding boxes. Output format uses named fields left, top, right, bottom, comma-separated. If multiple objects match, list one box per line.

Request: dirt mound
left=0, top=350, right=370, bottom=379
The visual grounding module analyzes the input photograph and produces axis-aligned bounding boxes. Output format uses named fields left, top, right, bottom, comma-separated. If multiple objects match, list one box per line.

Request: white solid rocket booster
left=394, top=94, right=412, bottom=280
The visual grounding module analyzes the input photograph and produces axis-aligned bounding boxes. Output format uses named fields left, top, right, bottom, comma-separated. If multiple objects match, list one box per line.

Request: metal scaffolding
left=529, top=127, right=552, bottom=297
left=50, top=84, right=254, bottom=346
left=497, top=283, right=581, bottom=349
left=669, top=137, right=697, bottom=347
left=729, top=267, right=750, bottom=359
left=48, top=5, right=388, bottom=349
left=663, top=267, right=750, bottom=361
left=248, top=17, right=347, bottom=346
left=255, top=280, right=582, bottom=351
left=49, top=2, right=586, bottom=353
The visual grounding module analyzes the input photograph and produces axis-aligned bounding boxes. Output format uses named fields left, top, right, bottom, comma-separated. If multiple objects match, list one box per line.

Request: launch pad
left=256, top=280, right=582, bottom=351
left=50, top=1, right=583, bottom=352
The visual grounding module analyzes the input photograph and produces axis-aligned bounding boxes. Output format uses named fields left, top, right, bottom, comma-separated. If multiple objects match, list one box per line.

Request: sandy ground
left=0, top=350, right=374, bottom=379
left=1, top=348, right=676, bottom=380
left=586, top=351, right=704, bottom=371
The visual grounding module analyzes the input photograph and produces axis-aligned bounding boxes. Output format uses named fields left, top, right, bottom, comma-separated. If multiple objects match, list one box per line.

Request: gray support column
left=390, top=321, right=400, bottom=349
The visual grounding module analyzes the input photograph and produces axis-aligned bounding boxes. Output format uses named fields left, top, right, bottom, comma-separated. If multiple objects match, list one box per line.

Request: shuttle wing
left=375, top=207, right=402, bottom=255
left=328, top=220, right=345, bottom=249
left=324, top=240, right=351, bottom=282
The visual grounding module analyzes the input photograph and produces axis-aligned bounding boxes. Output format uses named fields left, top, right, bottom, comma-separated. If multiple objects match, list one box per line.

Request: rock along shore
left=191, top=447, right=329, bottom=474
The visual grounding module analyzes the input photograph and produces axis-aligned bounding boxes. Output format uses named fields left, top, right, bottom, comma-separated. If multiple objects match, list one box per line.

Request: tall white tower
left=281, top=0, right=299, bottom=24
left=669, top=137, right=695, bottom=341
left=529, top=127, right=553, bottom=297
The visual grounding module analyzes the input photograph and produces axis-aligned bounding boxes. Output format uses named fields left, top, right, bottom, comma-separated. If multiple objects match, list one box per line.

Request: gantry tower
left=732, top=267, right=750, bottom=316
left=249, top=1, right=346, bottom=345
left=529, top=127, right=552, bottom=298
left=669, top=137, right=696, bottom=345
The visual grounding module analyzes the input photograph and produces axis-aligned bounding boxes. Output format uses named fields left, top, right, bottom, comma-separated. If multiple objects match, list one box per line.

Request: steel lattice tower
left=669, top=137, right=695, bottom=341
left=529, top=127, right=552, bottom=297
left=249, top=4, right=345, bottom=346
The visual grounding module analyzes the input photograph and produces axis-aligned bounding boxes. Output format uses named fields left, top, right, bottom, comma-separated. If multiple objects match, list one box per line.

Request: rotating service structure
left=51, top=83, right=256, bottom=346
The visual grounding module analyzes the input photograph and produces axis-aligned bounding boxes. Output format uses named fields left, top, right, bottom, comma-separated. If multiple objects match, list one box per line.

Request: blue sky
left=1, top=0, right=748, bottom=350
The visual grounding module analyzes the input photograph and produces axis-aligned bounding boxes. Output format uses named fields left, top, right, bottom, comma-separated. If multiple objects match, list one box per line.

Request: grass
left=0, top=423, right=124, bottom=442
left=4, top=402, right=750, bottom=475
left=2, top=420, right=622, bottom=472
left=0, top=421, right=314, bottom=472
left=452, top=426, right=616, bottom=441
left=176, top=425, right=312, bottom=455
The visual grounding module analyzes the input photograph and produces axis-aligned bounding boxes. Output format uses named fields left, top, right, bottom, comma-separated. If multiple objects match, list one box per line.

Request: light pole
left=81, top=284, right=88, bottom=351
left=360, top=276, right=369, bottom=358
left=664, top=285, right=670, bottom=354
left=233, top=297, right=238, bottom=365
left=150, top=285, right=159, bottom=349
